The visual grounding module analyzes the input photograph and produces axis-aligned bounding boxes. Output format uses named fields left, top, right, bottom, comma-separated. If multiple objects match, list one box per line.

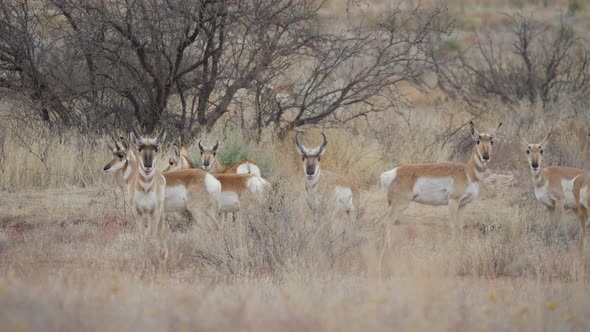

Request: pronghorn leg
left=551, top=201, right=564, bottom=234
left=577, top=205, right=587, bottom=250
left=457, top=203, right=467, bottom=229
left=448, top=199, right=460, bottom=231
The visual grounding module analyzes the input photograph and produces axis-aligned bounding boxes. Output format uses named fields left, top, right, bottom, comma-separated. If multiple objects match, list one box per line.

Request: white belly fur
left=134, top=191, right=157, bottom=212
left=335, top=186, right=354, bottom=211
left=561, top=178, right=577, bottom=209
left=412, top=177, right=453, bottom=206
left=165, top=186, right=187, bottom=212
left=535, top=182, right=554, bottom=207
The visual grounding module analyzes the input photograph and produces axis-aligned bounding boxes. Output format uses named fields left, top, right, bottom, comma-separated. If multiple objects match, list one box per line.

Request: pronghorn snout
left=103, top=164, right=110, bottom=171
left=306, top=167, right=315, bottom=176
left=482, top=152, right=490, bottom=161
left=531, top=162, right=539, bottom=169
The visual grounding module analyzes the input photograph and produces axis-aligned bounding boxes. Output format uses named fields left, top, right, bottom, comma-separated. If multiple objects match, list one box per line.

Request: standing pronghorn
left=162, top=141, right=269, bottom=220
left=519, top=134, right=587, bottom=231
left=378, top=121, right=502, bottom=229
left=294, top=132, right=360, bottom=218
left=129, top=125, right=168, bottom=238
left=103, top=136, right=222, bottom=227
left=198, top=140, right=261, bottom=177
left=163, top=144, right=193, bottom=173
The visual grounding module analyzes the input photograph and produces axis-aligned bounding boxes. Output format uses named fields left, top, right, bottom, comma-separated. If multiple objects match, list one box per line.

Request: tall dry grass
left=2, top=102, right=590, bottom=331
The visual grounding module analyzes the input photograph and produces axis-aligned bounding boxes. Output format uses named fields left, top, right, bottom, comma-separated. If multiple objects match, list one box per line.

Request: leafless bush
left=437, top=14, right=590, bottom=119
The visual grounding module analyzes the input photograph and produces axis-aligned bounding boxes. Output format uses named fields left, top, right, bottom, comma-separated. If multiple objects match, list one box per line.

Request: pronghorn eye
left=490, top=140, right=494, bottom=145
left=526, top=150, right=530, bottom=155
left=318, top=157, right=321, bottom=161
left=540, top=150, right=543, bottom=154
left=477, top=140, right=480, bottom=145
left=138, top=147, right=143, bottom=152
left=169, top=161, right=174, bottom=165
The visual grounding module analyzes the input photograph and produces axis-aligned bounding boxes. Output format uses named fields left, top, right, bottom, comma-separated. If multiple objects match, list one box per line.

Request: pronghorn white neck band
left=139, top=166, right=155, bottom=178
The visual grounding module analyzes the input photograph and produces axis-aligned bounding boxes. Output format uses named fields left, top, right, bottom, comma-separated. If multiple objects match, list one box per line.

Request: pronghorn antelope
left=128, top=125, right=167, bottom=237
left=163, top=144, right=193, bottom=173
left=519, top=134, right=587, bottom=229
left=161, top=143, right=269, bottom=219
left=198, top=140, right=261, bottom=177
left=294, top=132, right=360, bottom=218
left=378, top=121, right=502, bottom=229
left=103, top=136, right=222, bottom=229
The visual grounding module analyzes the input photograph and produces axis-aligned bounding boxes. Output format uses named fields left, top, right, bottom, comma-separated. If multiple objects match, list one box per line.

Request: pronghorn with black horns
left=104, top=136, right=222, bottom=228
left=129, top=122, right=168, bottom=238
left=378, top=121, right=502, bottom=230
left=518, top=133, right=587, bottom=232
left=162, top=139, right=269, bottom=221
left=198, top=138, right=261, bottom=177
left=295, top=132, right=360, bottom=218
left=163, top=143, right=193, bottom=173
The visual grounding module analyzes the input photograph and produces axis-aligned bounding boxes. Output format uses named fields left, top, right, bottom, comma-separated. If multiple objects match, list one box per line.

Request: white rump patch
left=335, top=186, right=354, bottom=211
left=164, top=186, right=187, bottom=212
left=246, top=176, right=270, bottom=194
left=237, top=162, right=261, bottom=177
left=380, top=168, right=397, bottom=192
left=581, top=186, right=589, bottom=209
left=218, top=192, right=240, bottom=213
left=412, top=177, right=453, bottom=206
left=562, top=178, right=578, bottom=209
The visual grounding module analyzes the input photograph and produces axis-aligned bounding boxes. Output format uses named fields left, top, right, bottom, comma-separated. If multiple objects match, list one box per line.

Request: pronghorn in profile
left=163, top=144, right=193, bottom=173
left=378, top=121, right=502, bottom=230
left=295, top=132, right=360, bottom=218
left=198, top=140, right=261, bottom=177
left=104, top=136, right=222, bottom=231
left=162, top=141, right=269, bottom=220
left=519, top=134, right=587, bottom=230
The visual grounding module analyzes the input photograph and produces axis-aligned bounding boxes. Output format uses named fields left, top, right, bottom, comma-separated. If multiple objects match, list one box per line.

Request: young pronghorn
left=128, top=125, right=168, bottom=238
left=519, top=134, right=587, bottom=231
left=162, top=143, right=269, bottom=220
left=162, top=144, right=193, bottom=173
left=294, top=132, right=360, bottom=218
left=198, top=140, right=261, bottom=177
left=378, top=121, right=502, bottom=230
left=103, top=136, right=222, bottom=229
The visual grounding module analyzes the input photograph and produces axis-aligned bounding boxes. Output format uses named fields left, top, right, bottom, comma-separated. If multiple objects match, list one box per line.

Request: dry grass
left=2, top=103, right=590, bottom=331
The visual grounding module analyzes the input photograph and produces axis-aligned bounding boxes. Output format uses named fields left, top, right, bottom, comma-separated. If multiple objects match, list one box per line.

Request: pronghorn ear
left=539, top=133, right=551, bottom=147
left=318, top=133, right=328, bottom=156
left=470, top=121, right=480, bottom=140
left=516, top=133, right=530, bottom=147
left=130, top=131, right=141, bottom=146
left=172, top=144, right=180, bottom=157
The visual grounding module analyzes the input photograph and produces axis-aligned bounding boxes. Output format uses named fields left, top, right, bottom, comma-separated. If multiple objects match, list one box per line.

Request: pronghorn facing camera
left=519, top=134, right=587, bottom=230
left=378, top=121, right=502, bottom=230
left=104, top=137, right=222, bottom=229
left=295, top=132, right=360, bottom=218
left=130, top=124, right=168, bottom=238
left=163, top=144, right=193, bottom=172
left=198, top=140, right=261, bottom=177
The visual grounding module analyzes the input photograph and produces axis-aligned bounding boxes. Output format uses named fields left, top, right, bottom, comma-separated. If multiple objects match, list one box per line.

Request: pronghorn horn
left=318, top=133, right=328, bottom=155
left=540, top=132, right=551, bottom=147
left=130, top=120, right=143, bottom=145
left=111, top=136, right=121, bottom=150
left=492, top=122, right=502, bottom=136
left=295, top=131, right=306, bottom=155
left=470, top=121, right=480, bottom=138
left=213, top=141, right=219, bottom=152
left=119, top=136, right=129, bottom=149
left=198, top=140, right=205, bottom=152
left=155, top=126, right=167, bottom=145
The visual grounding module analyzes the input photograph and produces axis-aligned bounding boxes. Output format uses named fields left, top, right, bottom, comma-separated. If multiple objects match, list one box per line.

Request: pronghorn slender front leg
left=448, top=199, right=460, bottom=229
left=551, top=200, right=564, bottom=230
left=576, top=205, right=587, bottom=251
left=457, top=203, right=466, bottom=229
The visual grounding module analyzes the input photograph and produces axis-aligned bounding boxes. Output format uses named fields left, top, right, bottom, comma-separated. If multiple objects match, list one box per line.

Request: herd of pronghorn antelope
left=103, top=121, right=590, bottom=246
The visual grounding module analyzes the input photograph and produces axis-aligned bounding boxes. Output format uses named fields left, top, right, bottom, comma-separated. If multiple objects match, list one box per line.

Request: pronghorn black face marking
left=104, top=136, right=130, bottom=173
left=198, top=141, right=219, bottom=171
left=470, top=121, right=501, bottom=164
left=131, top=124, right=166, bottom=172
left=520, top=133, right=550, bottom=174
left=295, top=132, right=327, bottom=181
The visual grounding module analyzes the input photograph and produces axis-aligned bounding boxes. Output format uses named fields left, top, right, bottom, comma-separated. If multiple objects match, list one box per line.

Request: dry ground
left=1, top=169, right=590, bottom=332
